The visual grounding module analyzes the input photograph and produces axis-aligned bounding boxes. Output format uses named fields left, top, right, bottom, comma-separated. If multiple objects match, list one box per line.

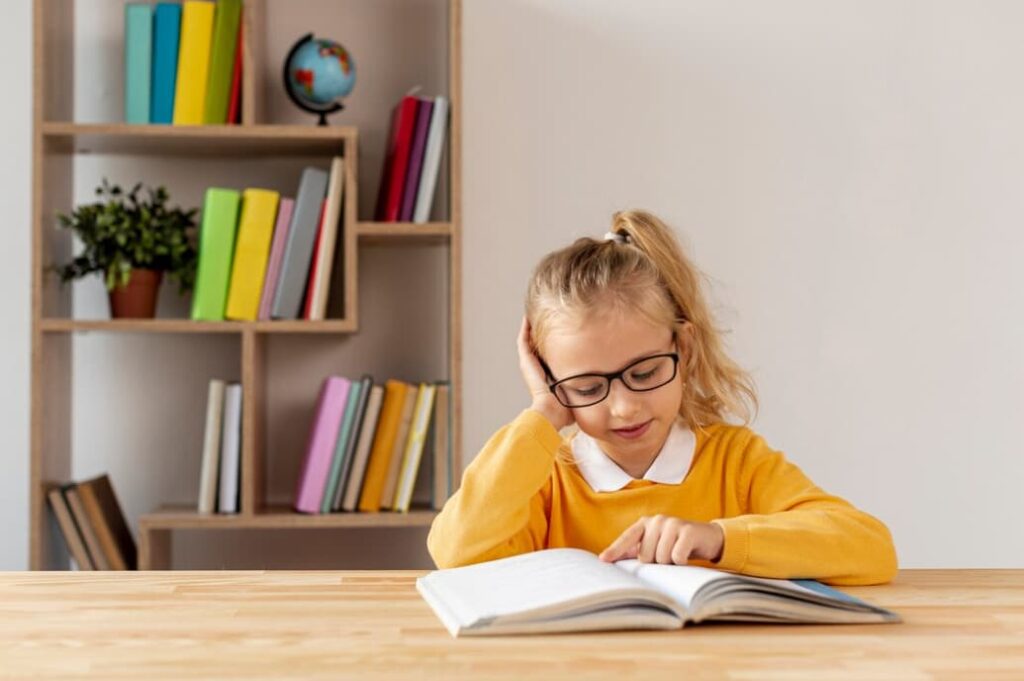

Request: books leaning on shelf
left=294, top=376, right=452, bottom=514
left=124, top=0, right=243, bottom=125
left=417, top=548, right=902, bottom=637
left=190, top=157, right=346, bottom=322
left=47, top=475, right=137, bottom=571
left=374, top=93, right=449, bottom=223
left=197, top=378, right=242, bottom=514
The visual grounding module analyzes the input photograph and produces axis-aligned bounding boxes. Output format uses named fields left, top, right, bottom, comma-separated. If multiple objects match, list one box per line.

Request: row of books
left=374, top=93, right=449, bottom=223
left=190, top=158, right=345, bottom=322
left=295, top=378, right=452, bottom=514
left=47, top=475, right=137, bottom=570
left=197, top=379, right=242, bottom=514
left=125, top=0, right=244, bottom=125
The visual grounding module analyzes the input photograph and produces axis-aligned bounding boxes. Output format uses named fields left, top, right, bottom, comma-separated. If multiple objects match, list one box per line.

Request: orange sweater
left=427, top=409, right=898, bottom=585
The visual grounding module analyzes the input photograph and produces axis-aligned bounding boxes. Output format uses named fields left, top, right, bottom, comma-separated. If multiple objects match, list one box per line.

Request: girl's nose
left=606, top=379, right=641, bottom=421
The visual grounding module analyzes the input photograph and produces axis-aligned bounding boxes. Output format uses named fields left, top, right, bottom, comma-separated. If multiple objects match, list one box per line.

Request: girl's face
left=541, top=308, right=684, bottom=478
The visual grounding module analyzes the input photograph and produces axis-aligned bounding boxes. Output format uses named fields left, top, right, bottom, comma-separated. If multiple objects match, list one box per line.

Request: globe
left=283, top=34, right=356, bottom=125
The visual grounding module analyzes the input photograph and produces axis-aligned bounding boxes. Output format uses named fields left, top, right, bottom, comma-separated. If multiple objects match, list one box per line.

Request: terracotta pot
left=108, top=269, right=163, bottom=319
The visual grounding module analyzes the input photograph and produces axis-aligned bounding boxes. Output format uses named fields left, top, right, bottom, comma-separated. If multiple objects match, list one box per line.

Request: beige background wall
left=1, top=0, right=1021, bottom=569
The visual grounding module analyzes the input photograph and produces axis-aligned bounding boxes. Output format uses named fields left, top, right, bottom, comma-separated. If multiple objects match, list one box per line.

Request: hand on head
left=518, top=316, right=575, bottom=431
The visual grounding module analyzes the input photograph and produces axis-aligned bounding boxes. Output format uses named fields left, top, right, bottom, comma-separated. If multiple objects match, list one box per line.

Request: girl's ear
left=674, top=321, right=695, bottom=363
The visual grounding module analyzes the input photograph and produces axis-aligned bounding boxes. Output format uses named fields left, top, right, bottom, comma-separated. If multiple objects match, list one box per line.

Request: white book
left=392, top=383, right=437, bottom=512
left=308, top=156, right=346, bottom=320
left=341, top=385, right=384, bottom=512
left=417, top=548, right=901, bottom=637
left=197, top=379, right=227, bottom=514
left=217, top=383, right=242, bottom=514
left=412, top=96, right=448, bottom=224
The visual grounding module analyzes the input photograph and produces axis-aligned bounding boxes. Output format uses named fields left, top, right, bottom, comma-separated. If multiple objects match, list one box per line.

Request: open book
left=417, top=548, right=900, bottom=636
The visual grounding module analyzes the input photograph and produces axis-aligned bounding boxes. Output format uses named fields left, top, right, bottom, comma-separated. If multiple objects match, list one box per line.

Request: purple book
left=399, top=98, right=434, bottom=222
left=294, top=376, right=352, bottom=513
left=258, top=198, right=295, bottom=321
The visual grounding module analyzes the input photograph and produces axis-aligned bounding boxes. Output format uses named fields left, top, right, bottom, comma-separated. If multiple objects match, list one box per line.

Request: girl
left=427, top=210, right=897, bottom=585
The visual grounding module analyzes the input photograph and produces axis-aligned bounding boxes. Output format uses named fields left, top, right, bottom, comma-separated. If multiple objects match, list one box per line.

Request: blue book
left=124, top=4, right=152, bottom=124
left=150, top=3, right=182, bottom=125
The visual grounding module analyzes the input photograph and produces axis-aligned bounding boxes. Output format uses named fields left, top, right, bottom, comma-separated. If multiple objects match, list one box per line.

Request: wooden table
left=1, top=570, right=1021, bottom=680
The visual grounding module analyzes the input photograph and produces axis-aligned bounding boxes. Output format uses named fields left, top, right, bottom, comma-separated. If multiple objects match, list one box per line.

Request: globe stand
left=283, top=33, right=347, bottom=127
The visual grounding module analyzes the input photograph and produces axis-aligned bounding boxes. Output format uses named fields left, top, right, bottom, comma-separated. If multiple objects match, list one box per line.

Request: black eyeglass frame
left=540, top=351, right=681, bottom=409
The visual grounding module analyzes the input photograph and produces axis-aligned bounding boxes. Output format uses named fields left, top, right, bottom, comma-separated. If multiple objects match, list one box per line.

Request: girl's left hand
left=599, top=515, right=725, bottom=565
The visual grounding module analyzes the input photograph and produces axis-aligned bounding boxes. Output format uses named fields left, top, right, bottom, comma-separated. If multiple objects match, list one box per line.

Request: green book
left=124, top=4, right=153, bottom=124
left=191, top=188, right=241, bottom=321
left=202, top=0, right=242, bottom=124
left=321, top=380, right=363, bottom=513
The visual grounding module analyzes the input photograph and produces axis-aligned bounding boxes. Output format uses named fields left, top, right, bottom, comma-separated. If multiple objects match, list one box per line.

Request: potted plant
left=54, top=179, right=199, bottom=318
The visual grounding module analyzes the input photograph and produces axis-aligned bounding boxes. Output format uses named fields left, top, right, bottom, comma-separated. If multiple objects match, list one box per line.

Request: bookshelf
left=30, top=0, right=462, bottom=570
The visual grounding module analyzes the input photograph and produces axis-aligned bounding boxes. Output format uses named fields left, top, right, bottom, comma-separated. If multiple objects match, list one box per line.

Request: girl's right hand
left=518, top=317, right=575, bottom=431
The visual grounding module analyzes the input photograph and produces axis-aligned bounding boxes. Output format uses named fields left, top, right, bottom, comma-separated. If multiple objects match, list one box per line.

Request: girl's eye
left=571, top=385, right=603, bottom=397
left=630, top=369, right=657, bottom=381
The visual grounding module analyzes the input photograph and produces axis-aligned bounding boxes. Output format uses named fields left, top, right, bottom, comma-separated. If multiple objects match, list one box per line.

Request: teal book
left=191, top=188, right=242, bottom=321
left=203, top=0, right=242, bottom=124
left=150, top=3, right=182, bottom=124
left=124, top=4, right=153, bottom=124
left=321, top=380, right=363, bottom=513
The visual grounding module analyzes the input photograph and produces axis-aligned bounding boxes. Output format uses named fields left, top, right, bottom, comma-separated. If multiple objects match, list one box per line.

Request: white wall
left=0, top=0, right=31, bottom=570
left=460, top=0, right=1024, bottom=568
left=2, top=0, right=1022, bottom=569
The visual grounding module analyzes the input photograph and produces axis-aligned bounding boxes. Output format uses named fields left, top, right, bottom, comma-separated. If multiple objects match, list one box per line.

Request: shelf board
left=39, top=319, right=358, bottom=334
left=40, top=122, right=353, bottom=156
left=356, top=221, right=453, bottom=246
left=140, top=505, right=438, bottom=530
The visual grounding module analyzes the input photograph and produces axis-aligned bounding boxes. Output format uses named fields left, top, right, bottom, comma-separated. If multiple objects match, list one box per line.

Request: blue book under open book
left=417, top=548, right=901, bottom=636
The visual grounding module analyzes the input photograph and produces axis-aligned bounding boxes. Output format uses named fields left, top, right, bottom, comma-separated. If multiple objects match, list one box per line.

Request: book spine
left=321, top=380, right=362, bottom=514
left=413, top=97, right=449, bottom=224
left=384, top=96, right=420, bottom=221
left=217, top=383, right=243, bottom=514
left=191, top=188, right=241, bottom=321
left=342, top=384, right=385, bottom=512
left=358, top=381, right=408, bottom=512
left=124, top=4, right=152, bottom=124
left=225, top=188, right=281, bottom=321
left=225, top=14, right=244, bottom=124
left=309, top=157, right=346, bottom=320
left=198, top=379, right=227, bottom=513
left=203, top=0, right=242, bottom=124
left=173, top=1, right=216, bottom=125
left=332, top=376, right=373, bottom=511
left=294, top=377, right=351, bottom=513
left=399, top=99, right=434, bottom=221
left=257, top=198, right=294, bottom=321
left=271, top=167, right=329, bottom=319
left=150, top=3, right=181, bottom=124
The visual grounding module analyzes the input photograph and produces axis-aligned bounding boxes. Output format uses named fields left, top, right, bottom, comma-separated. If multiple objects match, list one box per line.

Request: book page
left=417, top=548, right=667, bottom=630
left=614, top=560, right=728, bottom=611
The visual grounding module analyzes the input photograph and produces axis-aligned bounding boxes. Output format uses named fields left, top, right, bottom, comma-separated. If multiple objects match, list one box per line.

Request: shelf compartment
left=40, top=123, right=354, bottom=157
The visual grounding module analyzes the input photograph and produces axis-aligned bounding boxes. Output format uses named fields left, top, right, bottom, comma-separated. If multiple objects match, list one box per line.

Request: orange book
left=358, top=380, right=409, bottom=512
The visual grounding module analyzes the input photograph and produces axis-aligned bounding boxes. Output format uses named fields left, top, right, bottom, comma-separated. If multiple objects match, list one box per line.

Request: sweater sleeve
left=426, top=409, right=562, bottom=569
left=710, top=431, right=899, bottom=586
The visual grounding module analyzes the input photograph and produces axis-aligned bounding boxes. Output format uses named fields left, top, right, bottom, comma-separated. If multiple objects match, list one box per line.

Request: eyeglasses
left=542, top=351, right=681, bottom=409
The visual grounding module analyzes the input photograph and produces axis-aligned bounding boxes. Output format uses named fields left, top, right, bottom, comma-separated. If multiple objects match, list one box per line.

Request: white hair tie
left=604, top=230, right=630, bottom=245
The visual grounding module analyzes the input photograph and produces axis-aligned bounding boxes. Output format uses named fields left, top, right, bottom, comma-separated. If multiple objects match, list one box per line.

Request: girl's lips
left=612, top=420, right=652, bottom=440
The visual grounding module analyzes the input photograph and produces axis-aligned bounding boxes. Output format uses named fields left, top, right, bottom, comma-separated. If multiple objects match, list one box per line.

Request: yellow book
left=358, top=380, right=409, bottom=513
left=393, top=383, right=438, bottom=512
left=226, top=189, right=281, bottom=321
left=172, top=1, right=215, bottom=125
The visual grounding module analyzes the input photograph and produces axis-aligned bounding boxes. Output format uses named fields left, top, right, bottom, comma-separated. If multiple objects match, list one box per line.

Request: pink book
left=294, top=376, right=352, bottom=513
left=257, top=198, right=295, bottom=321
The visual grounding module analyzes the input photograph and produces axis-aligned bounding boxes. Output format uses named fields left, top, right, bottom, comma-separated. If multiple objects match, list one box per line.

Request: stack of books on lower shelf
left=47, top=474, right=137, bottom=571
left=197, top=379, right=243, bottom=514
left=294, top=377, right=452, bottom=514
left=191, top=157, right=345, bottom=323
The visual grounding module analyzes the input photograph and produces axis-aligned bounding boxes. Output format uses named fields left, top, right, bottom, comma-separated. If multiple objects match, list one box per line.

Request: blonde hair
left=525, top=209, right=757, bottom=428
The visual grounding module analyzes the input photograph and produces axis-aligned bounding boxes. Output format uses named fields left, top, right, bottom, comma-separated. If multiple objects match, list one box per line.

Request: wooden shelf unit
left=30, top=0, right=463, bottom=570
